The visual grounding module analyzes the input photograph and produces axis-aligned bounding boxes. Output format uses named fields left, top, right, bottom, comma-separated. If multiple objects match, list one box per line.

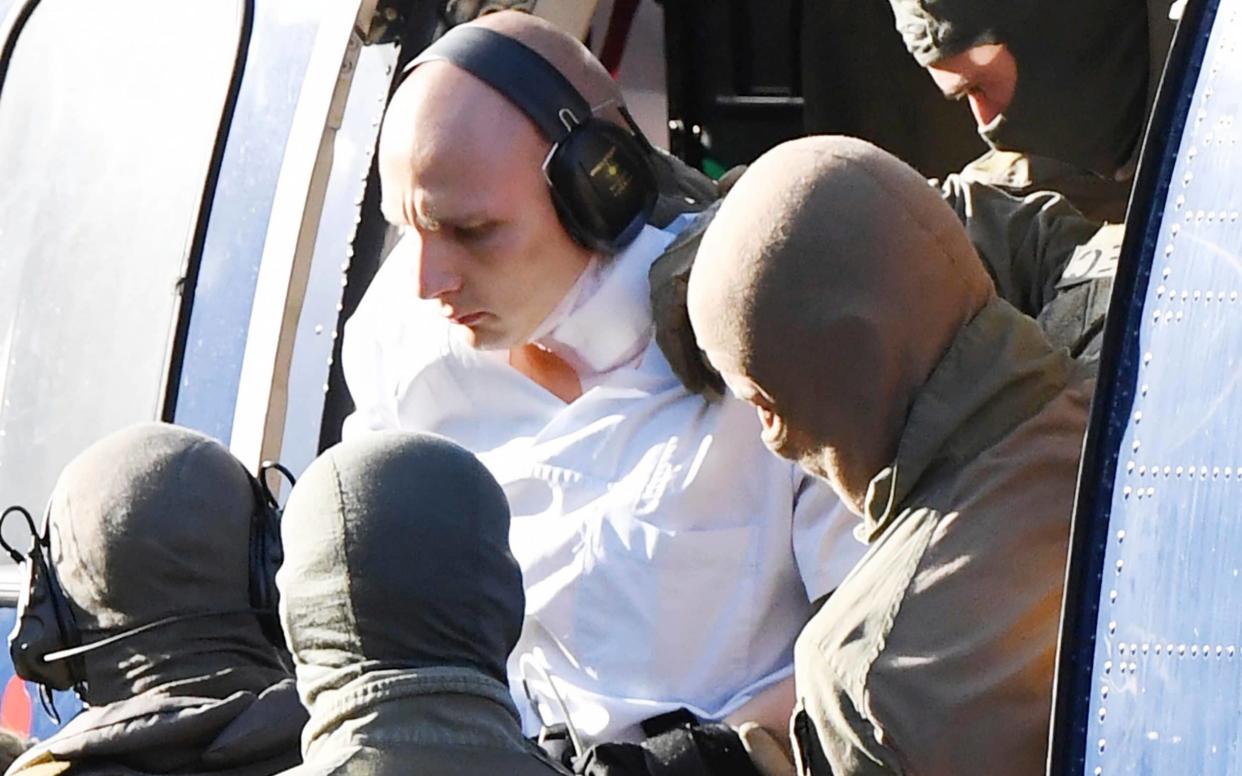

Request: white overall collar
left=528, top=225, right=678, bottom=380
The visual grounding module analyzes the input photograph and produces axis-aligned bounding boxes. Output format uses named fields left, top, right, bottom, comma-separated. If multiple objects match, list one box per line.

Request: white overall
left=342, top=222, right=863, bottom=743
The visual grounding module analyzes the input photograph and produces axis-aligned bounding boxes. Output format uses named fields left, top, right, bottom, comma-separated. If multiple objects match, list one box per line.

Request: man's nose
left=410, top=232, right=461, bottom=300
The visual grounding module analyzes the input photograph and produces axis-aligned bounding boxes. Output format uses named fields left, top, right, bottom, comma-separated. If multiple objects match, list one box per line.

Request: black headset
left=401, top=25, right=658, bottom=253
left=1, top=462, right=291, bottom=708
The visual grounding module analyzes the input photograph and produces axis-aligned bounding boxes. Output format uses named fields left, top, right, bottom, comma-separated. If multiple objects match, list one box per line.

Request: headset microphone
left=2, top=460, right=293, bottom=714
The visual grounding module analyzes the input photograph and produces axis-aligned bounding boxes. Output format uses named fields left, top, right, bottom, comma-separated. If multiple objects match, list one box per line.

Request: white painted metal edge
left=230, top=0, right=380, bottom=471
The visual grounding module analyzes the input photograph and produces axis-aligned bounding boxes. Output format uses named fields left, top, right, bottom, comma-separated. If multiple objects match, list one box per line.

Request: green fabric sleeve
left=939, top=176, right=1101, bottom=319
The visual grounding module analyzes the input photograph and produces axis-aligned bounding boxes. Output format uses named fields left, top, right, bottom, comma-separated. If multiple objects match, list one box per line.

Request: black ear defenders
left=1, top=461, right=293, bottom=706
left=402, top=25, right=658, bottom=253
left=2, top=505, right=82, bottom=699
left=249, top=461, right=291, bottom=650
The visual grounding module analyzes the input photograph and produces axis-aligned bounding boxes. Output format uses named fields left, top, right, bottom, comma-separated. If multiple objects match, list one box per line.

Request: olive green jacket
left=6, top=681, right=304, bottom=776
left=280, top=668, right=567, bottom=776
left=791, top=299, right=1090, bottom=776
left=651, top=175, right=1115, bottom=394
left=940, top=176, right=1121, bottom=365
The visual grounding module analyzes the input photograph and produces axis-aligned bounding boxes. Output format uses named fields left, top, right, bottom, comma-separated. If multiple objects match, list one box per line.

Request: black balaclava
left=277, top=432, right=524, bottom=709
left=45, top=423, right=288, bottom=706
left=889, top=0, right=1150, bottom=177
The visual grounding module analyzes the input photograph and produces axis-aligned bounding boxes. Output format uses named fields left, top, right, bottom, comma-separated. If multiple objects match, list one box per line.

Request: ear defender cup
left=3, top=465, right=289, bottom=702
left=9, top=545, right=81, bottom=691
left=3, top=506, right=83, bottom=692
left=545, top=118, right=658, bottom=252
left=403, top=25, right=659, bottom=253
left=246, top=472, right=286, bottom=651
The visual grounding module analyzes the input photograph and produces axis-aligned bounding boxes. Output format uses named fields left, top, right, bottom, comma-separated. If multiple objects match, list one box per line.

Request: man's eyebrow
left=434, top=209, right=495, bottom=230
left=385, top=211, right=498, bottom=235
left=381, top=203, right=441, bottom=231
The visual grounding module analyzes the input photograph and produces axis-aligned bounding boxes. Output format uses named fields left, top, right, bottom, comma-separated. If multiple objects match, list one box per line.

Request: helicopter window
left=171, top=0, right=327, bottom=445
left=0, top=0, right=243, bottom=560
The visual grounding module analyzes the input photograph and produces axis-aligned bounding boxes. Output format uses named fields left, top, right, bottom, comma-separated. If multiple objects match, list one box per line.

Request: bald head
left=379, top=53, right=546, bottom=229
left=375, top=11, right=633, bottom=349
left=381, top=9, right=627, bottom=179
left=688, top=136, right=994, bottom=511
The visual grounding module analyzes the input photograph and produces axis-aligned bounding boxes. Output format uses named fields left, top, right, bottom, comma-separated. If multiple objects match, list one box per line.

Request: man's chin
left=453, top=321, right=518, bottom=351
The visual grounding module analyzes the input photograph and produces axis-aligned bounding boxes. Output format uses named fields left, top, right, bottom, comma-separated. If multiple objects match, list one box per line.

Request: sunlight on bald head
left=379, top=61, right=546, bottom=229
left=378, top=9, right=634, bottom=228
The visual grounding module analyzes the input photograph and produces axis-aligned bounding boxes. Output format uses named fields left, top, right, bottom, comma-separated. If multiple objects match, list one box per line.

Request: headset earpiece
left=3, top=506, right=83, bottom=695
left=544, top=118, right=658, bottom=252
left=4, top=455, right=294, bottom=704
left=10, top=550, right=81, bottom=692
left=403, top=26, right=658, bottom=253
left=250, top=462, right=293, bottom=651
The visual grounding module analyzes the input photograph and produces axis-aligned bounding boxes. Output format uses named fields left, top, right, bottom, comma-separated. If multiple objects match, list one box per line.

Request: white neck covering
left=524, top=226, right=677, bottom=385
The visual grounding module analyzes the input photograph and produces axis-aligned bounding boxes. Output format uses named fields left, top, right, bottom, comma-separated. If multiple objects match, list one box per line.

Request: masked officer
left=687, top=136, right=1090, bottom=775
left=275, top=432, right=567, bottom=775
left=5, top=423, right=303, bottom=776
left=881, top=0, right=1179, bottom=366
left=650, top=8, right=1128, bottom=393
left=887, top=0, right=1179, bottom=223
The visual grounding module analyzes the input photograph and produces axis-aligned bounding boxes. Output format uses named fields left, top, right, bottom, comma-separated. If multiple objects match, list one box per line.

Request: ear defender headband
left=402, top=26, right=658, bottom=253
left=2, top=462, right=292, bottom=709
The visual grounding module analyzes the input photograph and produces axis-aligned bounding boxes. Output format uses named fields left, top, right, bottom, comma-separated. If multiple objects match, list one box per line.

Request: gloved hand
left=648, top=165, right=747, bottom=398
left=570, top=717, right=764, bottom=776
left=649, top=201, right=725, bottom=399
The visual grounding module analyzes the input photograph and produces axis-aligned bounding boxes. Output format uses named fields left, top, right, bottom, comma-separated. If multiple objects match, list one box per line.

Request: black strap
left=405, top=26, right=591, bottom=142
left=641, top=708, right=700, bottom=739
left=570, top=709, right=761, bottom=776
left=646, top=724, right=762, bottom=776
left=573, top=742, right=653, bottom=776
left=1070, top=313, right=1108, bottom=359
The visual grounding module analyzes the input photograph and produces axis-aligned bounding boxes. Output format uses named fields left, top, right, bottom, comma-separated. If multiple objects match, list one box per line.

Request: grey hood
left=889, top=0, right=1149, bottom=177
left=688, top=136, right=995, bottom=514
left=11, top=680, right=304, bottom=775
left=10, top=423, right=299, bottom=774
left=45, top=423, right=289, bottom=704
left=276, top=431, right=524, bottom=719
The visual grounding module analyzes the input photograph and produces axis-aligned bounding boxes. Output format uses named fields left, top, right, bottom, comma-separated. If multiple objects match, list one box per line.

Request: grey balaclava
left=47, top=422, right=289, bottom=706
left=889, top=0, right=1149, bottom=177
left=277, top=431, right=524, bottom=710
left=687, top=136, right=995, bottom=514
